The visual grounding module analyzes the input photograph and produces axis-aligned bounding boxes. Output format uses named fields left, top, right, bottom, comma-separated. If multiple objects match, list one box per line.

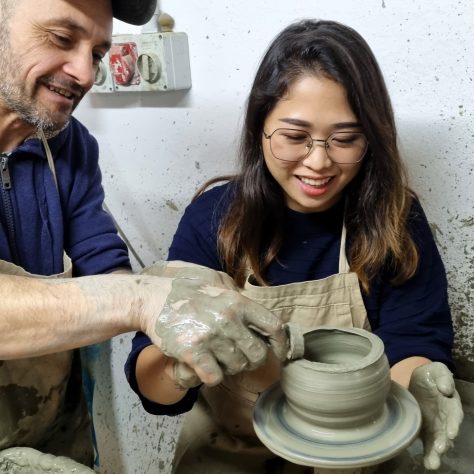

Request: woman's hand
left=409, top=362, right=464, bottom=470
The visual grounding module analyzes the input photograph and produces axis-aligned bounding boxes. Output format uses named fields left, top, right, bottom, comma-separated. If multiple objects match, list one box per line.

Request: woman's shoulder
left=186, top=181, right=235, bottom=216
left=406, top=195, right=435, bottom=241
left=169, top=182, right=233, bottom=267
left=408, top=194, right=425, bottom=217
left=174, top=181, right=236, bottom=241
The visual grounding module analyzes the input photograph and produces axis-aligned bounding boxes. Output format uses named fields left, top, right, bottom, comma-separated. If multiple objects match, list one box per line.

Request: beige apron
left=173, top=224, right=371, bottom=474
left=0, top=133, right=92, bottom=465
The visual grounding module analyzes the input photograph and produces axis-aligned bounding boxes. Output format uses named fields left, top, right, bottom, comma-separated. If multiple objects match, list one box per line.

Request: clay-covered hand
left=0, top=447, right=94, bottom=473
left=141, top=261, right=288, bottom=388
left=408, top=362, right=464, bottom=470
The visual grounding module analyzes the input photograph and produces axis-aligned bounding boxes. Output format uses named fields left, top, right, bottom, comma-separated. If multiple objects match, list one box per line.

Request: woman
left=125, top=19, right=460, bottom=473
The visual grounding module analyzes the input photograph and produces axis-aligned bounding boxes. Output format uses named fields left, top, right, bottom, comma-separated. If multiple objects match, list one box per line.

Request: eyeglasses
left=263, top=128, right=369, bottom=164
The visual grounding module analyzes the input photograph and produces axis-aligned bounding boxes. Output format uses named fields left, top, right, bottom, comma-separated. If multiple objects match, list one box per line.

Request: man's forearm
left=0, top=261, right=288, bottom=387
left=0, top=273, right=167, bottom=359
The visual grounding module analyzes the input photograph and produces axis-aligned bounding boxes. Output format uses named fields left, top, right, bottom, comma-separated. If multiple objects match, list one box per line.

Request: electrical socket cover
left=90, top=32, right=191, bottom=93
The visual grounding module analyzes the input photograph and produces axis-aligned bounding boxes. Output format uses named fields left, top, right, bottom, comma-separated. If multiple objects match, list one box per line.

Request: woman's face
left=262, top=75, right=365, bottom=213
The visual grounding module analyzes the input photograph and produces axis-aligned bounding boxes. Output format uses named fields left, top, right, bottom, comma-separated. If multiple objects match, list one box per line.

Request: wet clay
left=284, top=323, right=306, bottom=360
left=254, top=327, right=421, bottom=470
left=141, top=261, right=288, bottom=387
left=281, top=328, right=391, bottom=432
left=0, top=447, right=93, bottom=473
left=0, top=257, right=92, bottom=464
left=408, top=361, right=464, bottom=470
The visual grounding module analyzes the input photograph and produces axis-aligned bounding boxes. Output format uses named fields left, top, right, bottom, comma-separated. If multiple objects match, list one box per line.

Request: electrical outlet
left=90, top=32, right=192, bottom=94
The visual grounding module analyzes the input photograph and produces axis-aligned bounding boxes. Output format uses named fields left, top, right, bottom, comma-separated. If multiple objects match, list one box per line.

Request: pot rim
left=284, top=326, right=386, bottom=373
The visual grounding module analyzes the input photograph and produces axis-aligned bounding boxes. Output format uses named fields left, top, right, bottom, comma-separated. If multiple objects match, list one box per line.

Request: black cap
left=112, top=0, right=157, bottom=25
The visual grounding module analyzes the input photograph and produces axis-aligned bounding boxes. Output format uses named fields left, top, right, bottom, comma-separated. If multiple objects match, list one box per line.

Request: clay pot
left=281, top=327, right=391, bottom=439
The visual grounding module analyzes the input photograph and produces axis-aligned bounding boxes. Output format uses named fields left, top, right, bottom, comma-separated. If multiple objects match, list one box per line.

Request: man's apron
left=0, top=133, right=93, bottom=466
left=173, top=223, right=372, bottom=474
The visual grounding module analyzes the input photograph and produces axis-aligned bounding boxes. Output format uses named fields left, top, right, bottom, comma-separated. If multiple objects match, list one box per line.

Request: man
left=0, top=0, right=287, bottom=466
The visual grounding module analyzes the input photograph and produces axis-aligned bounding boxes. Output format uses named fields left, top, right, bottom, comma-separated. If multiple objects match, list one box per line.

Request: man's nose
left=63, top=51, right=97, bottom=92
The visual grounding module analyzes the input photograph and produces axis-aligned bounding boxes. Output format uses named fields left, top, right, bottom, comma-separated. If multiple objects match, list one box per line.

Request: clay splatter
left=166, top=200, right=179, bottom=212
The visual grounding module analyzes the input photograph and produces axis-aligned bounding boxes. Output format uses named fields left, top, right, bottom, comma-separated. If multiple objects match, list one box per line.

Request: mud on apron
left=173, top=224, right=371, bottom=474
left=0, top=257, right=92, bottom=465
left=0, top=132, right=92, bottom=466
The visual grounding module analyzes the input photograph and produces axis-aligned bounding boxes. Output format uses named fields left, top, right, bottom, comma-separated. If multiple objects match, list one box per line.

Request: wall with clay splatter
left=75, top=1, right=473, bottom=472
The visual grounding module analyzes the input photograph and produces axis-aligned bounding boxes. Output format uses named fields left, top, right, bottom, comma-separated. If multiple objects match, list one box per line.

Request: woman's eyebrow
left=332, top=121, right=362, bottom=129
left=278, top=117, right=312, bottom=127
left=278, top=118, right=362, bottom=129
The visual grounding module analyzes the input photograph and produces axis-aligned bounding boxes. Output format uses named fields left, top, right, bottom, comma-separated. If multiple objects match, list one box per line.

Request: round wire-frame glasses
left=263, top=128, right=369, bottom=164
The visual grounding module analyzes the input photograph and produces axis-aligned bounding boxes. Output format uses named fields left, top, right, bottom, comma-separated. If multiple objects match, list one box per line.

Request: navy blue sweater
left=0, top=118, right=130, bottom=276
left=126, top=183, right=453, bottom=415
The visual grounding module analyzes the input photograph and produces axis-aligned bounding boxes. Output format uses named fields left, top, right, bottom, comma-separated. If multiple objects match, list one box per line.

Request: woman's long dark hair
left=199, top=19, right=418, bottom=291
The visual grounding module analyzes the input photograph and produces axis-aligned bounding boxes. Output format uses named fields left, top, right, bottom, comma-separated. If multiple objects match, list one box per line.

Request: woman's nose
left=301, top=140, right=333, bottom=168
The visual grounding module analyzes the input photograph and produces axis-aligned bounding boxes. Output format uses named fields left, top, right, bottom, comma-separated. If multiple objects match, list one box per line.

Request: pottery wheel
left=253, top=381, right=421, bottom=469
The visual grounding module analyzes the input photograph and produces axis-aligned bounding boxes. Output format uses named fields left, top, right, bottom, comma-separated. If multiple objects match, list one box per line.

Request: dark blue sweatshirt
left=0, top=117, right=130, bottom=276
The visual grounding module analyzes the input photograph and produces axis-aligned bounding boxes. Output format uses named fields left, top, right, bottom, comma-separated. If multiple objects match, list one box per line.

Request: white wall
left=75, top=1, right=474, bottom=472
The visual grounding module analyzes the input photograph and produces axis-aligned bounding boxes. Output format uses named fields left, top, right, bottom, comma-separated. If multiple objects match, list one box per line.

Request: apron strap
left=39, top=129, right=59, bottom=191
left=38, top=129, right=72, bottom=276
left=338, top=220, right=350, bottom=274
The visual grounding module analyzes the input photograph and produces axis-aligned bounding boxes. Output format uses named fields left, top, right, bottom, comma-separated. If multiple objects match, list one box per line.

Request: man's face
left=0, top=0, right=113, bottom=133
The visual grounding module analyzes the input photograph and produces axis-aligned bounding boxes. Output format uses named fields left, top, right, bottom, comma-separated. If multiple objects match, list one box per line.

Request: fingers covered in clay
left=173, top=361, right=201, bottom=388
left=152, top=270, right=286, bottom=386
left=409, top=361, right=464, bottom=470
left=240, top=305, right=290, bottom=362
left=283, top=323, right=306, bottom=360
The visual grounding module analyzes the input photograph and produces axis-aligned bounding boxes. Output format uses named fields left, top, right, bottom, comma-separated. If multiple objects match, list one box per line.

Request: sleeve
left=366, top=200, right=454, bottom=371
left=125, top=184, right=229, bottom=415
left=124, top=332, right=199, bottom=416
left=61, top=123, right=131, bottom=276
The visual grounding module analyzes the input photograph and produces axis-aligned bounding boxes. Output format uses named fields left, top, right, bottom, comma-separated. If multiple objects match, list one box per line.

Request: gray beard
left=0, top=29, right=69, bottom=134
left=0, top=81, right=68, bottom=134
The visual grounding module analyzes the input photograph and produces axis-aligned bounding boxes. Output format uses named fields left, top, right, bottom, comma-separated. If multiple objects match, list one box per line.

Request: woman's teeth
left=299, top=176, right=331, bottom=187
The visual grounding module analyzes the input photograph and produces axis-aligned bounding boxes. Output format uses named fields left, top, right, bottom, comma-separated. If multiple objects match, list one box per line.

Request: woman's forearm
left=390, top=356, right=431, bottom=387
left=136, top=345, right=189, bottom=405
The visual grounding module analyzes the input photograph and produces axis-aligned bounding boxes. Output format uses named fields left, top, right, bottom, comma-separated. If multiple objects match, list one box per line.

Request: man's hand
left=140, top=261, right=288, bottom=388
left=409, top=362, right=464, bottom=470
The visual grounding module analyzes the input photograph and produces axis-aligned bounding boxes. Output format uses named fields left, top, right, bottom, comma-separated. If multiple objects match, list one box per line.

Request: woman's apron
left=173, top=223, right=372, bottom=474
left=0, top=133, right=93, bottom=466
